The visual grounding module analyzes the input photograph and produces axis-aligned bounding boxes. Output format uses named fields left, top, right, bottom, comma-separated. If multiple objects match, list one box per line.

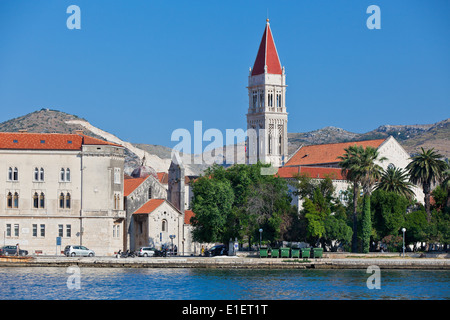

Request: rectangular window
left=40, top=224, right=45, bottom=237
left=32, top=224, right=37, bottom=237
left=14, top=224, right=19, bottom=237
left=66, top=225, right=71, bottom=237
left=58, top=224, right=64, bottom=237
left=114, top=168, right=121, bottom=184
left=6, top=224, right=11, bottom=237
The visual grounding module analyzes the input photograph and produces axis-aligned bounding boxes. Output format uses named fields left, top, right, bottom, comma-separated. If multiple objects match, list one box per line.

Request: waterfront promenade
left=1, top=252, right=449, bottom=270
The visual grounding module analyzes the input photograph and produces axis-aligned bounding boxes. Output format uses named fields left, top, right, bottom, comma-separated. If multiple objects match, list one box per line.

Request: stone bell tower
left=246, top=19, right=288, bottom=167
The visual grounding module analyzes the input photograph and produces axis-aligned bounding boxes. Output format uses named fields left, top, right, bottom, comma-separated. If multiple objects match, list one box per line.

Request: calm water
left=0, top=267, right=448, bottom=300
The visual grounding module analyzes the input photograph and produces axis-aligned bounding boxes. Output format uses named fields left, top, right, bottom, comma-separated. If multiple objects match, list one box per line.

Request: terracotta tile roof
left=184, top=210, right=195, bottom=225
left=285, top=139, right=386, bottom=167
left=0, top=132, right=83, bottom=150
left=78, top=134, right=123, bottom=147
left=0, top=132, right=123, bottom=150
left=157, top=172, right=168, bottom=184
left=277, top=166, right=344, bottom=180
left=251, top=21, right=282, bottom=76
left=134, top=199, right=165, bottom=214
left=124, top=177, right=146, bottom=197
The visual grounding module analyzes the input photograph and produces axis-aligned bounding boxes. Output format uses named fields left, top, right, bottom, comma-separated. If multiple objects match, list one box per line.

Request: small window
left=32, top=224, right=37, bottom=237
left=33, top=192, right=39, bottom=208
left=13, top=192, right=19, bottom=208
left=67, top=140, right=72, bottom=144
left=40, top=224, right=45, bottom=237
left=60, top=168, right=65, bottom=181
left=66, top=225, right=71, bottom=237
left=66, top=193, right=71, bottom=209
left=34, top=168, right=39, bottom=181
left=40, top=168, right=44, bottom=181
left=65, top=168, right=70, bottom=182
left=59, top=193, right=65, bottom=209
left=58, top=224, right=64, bottom=237
left=39, top=192, right=45, bottom=208
left=7, top=192, right=13, bottom=208
left=14, top=224, right=19, bottom=237
left=6, top=224, right=11, bottom=237
left=8, top=167, right=12, bottom=181
left=40, top=140, right=45, bottom=144
left=162, top=219, right=167, bottom=232
left=13, top=139, right=18, bottom=143
left=13, top=167, right=18, bottom=181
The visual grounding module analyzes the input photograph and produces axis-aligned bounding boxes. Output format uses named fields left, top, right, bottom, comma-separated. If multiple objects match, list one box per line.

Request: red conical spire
left=251, top=19, right=282, bottom=76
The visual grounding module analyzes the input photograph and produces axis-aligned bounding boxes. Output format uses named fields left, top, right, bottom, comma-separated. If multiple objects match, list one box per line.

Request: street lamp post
left=402, top=228, right=406, bottom=258
left=259, top=229, right=263, bottom=257
left=169, top=235, right=176, bottom=256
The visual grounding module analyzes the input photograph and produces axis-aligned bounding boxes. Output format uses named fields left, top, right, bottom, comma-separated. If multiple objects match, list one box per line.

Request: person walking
left=16, top=243, right=20, bottom=256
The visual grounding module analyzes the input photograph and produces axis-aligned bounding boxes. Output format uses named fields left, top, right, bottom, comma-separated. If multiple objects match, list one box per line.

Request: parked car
left=137, top=247, right=156, bottom=257
left=0, top=245, right=28, bottom=256
left=205, top=244, right=228, bottom=257
left=64, top=245, right=95, bottom=257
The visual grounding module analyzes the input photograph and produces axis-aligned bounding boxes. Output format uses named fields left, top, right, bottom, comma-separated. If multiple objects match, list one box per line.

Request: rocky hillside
left=288, top=119, right=450, bottom=159
left=1, top=110, right=448, bottom=175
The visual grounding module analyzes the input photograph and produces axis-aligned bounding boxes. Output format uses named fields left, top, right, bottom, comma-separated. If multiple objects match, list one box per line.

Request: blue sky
left=0, top=0, right=449, bottom=148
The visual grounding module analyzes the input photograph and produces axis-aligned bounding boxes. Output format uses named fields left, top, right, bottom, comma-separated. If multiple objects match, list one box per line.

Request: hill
left=0, top=110, right=448, bottom=175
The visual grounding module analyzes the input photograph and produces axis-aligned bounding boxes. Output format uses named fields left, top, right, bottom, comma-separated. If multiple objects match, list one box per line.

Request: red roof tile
left=285, top=139, right=386, bottom=167
left=184, top=210, right=195, bottom=225
left=277, top=166, right=344, bottom=180
left=0, top=132, right=123, bottom=150
left=251, top=20, right=282, bottom=76
left=134, top=199, right=165, bottom=214
left=124, top=177, right=146, bottom=197
left=0, top=132, right=83, bottom=150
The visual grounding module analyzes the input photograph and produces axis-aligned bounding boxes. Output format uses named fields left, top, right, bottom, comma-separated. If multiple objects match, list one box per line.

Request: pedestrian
left=174, top=245, right=177, bottom=256
left=16, top=243, right=20, bottom=256
left=201, top=245, right=204, bottom=256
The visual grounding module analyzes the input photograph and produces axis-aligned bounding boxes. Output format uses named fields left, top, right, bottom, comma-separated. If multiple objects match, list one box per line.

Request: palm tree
left=406, top=148, right=448, bottom=222
left=376, top=165, right=415, bottom=200
left=441, top=167, right=450, bottom=209
left=338, top=145, right=386, bottom=252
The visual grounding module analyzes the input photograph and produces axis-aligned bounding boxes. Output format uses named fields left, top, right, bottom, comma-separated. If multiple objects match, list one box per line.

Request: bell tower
left=246, top=19, right=288, bottom=167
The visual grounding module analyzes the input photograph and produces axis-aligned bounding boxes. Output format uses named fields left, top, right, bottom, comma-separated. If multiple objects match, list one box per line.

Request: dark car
left=153, top=248, right=168, bottom=257
left=0, top=245, right=28, bottom=256
left=205, top=244, right=228, bottom=257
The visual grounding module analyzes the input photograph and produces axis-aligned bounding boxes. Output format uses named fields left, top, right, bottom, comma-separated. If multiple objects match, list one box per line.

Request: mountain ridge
left=0, top=110, right=448, bottom=176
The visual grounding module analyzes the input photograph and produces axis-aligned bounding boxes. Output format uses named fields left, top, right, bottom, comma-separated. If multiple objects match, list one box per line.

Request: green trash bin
left=313, top=248, right=323, bottom=258
left=271, top=248, right=280, bottom=258
left=280, top=247, right=290, bottom=258
left=301, top=248, right=311, bottom=259
left=291, top=248, right=300, bottom=258
left=260, top=248, right=268, bottom=258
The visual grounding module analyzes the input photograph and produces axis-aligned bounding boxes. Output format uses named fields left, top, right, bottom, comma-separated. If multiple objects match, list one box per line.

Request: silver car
left=137, top=247, right=156, bottom=257
left=64, top=245, right=95, bottom=257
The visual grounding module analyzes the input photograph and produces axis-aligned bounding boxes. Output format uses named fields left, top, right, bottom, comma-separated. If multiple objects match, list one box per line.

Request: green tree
left=376, top=165, right=415, bottom=200
left=338, top=145, right=386, bottom=252
left=190, top=175, right=234, bottom=244
left=371, top=189, right=410, bottom=240
left=406, top=148, right=448, bottom=222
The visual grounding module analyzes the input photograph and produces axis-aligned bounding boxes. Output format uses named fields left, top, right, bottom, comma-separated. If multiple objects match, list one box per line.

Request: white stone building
left=0, top=131, right=126, bottom=256
left=277, top=136, right=425, bottom=211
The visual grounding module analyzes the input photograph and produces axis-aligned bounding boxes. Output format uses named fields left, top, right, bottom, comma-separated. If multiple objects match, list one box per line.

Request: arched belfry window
left=66, top=193, right=71, bottom=209
left=7, top=192, right=12, bottom=208
left=13, top=192, right=19, bottom=208
left=59, top=193, right=65, bottom=208
left=39, top=192, right=45, bottom=208
left=33, top=192, right=39, bottom=208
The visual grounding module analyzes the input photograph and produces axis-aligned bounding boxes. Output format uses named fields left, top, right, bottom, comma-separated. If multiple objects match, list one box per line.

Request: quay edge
left=0, top=256, right=449, bottom=270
